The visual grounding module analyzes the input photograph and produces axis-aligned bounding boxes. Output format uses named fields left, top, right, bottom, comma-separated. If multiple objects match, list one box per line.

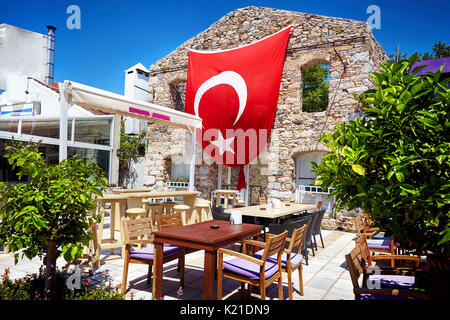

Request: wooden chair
left=314, top=200, right=323, bottom=211
left=355, top=235, right=420, bottom=270
left=353, top=216, right=396, bottom=266
left=146, top=203, right=164, bottom=230
left=120, top=216, right=185, bottom=294
left=173, top=204, right=191, bottom=225
left=156, top=212, right=184, bottom=231
left=255, top=225, right=307, bottom=299
left=259, top=197, right=267, bottom=205
left=157, top=212, right=198, bottom=257
left=345, top=245, right=430, bottom=300
left=217, top=231, right=288, bottom=300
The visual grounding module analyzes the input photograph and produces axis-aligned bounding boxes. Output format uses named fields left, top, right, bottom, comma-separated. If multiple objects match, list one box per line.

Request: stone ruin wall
left=143, top=7, right=386, bottom=230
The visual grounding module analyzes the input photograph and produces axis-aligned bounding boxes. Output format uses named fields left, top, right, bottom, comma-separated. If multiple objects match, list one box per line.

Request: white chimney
left=123, top=63, right=149, bottom=135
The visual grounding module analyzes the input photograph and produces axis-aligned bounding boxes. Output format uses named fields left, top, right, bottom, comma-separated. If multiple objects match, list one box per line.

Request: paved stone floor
left=0, top=216, right=357, bottom=300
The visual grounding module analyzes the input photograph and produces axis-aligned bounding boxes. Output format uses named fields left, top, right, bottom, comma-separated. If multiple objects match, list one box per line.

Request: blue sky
left=1, top=0, right=449, bottom=94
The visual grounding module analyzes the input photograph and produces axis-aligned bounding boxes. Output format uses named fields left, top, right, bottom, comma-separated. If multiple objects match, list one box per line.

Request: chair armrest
left=370, top=255, right=421, bottom=267
left=218, top=248, right=264, bottom=266
left=124, top=239, right=154, bottom=245
left=243, top=239, right=267, bottom=249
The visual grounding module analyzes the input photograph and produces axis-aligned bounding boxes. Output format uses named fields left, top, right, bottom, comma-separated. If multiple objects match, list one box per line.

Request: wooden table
left=224, top=202, right=316, bottom=219
left=95, top=194, right=128, bottom=256
left=153, top=220, right=262, bottom=300
left=214, top=189, right=239, bottom=208
left=113, top=190, right=201, bottom=225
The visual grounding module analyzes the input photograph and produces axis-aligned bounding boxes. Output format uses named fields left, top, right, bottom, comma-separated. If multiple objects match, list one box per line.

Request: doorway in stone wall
left=295, top=151, right=326, bottom=200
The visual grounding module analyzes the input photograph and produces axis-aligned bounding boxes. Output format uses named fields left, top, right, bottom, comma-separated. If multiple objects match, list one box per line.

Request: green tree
left=389, top=41, right=450, bottom=62
left=302, top=64, right=329, bottom=112
left=422, top=41, right=450, bottom=60
left=312, top=54, right=449, bottom=259
left=0, top=141, right=108, bottom=300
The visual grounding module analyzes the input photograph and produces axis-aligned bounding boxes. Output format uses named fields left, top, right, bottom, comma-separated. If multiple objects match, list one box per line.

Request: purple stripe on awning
left=129, top=106, right=150, bottom=117
left=152, top=112, right=170, bottom=121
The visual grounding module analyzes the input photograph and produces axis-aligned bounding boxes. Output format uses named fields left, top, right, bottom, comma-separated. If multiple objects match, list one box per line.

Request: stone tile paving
left=0, top=223, right=358, bottom=300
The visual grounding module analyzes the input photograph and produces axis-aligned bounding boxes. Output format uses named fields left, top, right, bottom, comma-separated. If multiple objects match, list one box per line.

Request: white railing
left=166, top=181, right=189, bottom=189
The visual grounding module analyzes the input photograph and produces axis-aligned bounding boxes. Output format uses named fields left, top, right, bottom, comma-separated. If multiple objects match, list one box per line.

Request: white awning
left=64, top=80, right=202, bottom=130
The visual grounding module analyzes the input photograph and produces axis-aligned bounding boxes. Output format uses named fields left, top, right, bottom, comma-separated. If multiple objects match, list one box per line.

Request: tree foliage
left=422, top=41, right=450, bottom=60
left=302, top=64, right=329, bottom=113
left=0, top=141, right=108, bottom=299
left=312, top=54, right=450, bottom=256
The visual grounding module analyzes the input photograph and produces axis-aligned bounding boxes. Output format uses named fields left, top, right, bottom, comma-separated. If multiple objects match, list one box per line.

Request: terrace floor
left=0, top=215, right=357, bottom=300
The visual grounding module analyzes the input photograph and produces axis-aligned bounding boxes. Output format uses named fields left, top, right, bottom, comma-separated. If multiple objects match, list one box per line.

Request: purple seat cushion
left=360, top=294, right=416, bottom=300
left=129, top=244, right=183, bottom=261
left=369, top=274, right=419, bottom=290
left=253, top=249, right=303, bottom=269
left=222, top=256, right=279, bottom=280
left=367, top=239, right=396, bottom=250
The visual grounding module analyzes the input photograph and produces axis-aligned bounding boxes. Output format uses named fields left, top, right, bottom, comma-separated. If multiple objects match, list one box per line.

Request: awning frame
left=58, top=80, right=202, bottom=191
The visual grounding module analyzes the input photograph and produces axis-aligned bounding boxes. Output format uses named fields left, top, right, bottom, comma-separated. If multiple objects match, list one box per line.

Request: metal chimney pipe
left=45, top=25, right=56, bottom=86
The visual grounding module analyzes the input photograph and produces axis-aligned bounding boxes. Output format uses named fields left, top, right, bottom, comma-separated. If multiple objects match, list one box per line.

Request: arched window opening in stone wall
left=170, top=81, right=186, bottom=111
left=301, top=64, right=330, bottom=113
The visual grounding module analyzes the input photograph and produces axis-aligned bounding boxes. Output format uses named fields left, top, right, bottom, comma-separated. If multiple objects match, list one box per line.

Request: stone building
left=142, top=6, right=386, bottom=225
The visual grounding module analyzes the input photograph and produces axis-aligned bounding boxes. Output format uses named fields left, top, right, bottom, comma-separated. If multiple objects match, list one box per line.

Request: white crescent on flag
left=193, top=71, right=247, bottom=125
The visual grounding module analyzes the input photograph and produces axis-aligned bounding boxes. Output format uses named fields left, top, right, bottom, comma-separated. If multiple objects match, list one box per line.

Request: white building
left=0, top=24, right=120, bottom=184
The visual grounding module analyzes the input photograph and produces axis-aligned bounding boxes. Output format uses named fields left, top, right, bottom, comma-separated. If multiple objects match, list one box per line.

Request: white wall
left=0, top=78, right=93, bottom=117
left=0, top=24, right=48, bottom=92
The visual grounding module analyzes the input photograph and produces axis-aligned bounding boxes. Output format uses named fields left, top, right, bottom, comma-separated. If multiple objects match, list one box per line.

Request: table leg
left=110, top=201, right=116, bottom=255
left=153, top=242, right=163, bottom=300
left=224, top=194, right=229, bottom=209
left=203, top=250, right=217, bottom=300
left=183, top=195, right=197, bottom=225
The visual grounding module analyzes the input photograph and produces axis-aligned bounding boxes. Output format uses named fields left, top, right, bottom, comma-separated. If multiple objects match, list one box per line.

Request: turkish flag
left=185, top=26, right=291, bottom=189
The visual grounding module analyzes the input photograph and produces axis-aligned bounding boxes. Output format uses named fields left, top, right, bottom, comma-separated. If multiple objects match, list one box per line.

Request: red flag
left=185, top=26, right=291, bottom=190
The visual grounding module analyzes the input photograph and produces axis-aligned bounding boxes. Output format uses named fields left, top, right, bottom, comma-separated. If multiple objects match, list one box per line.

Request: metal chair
left=311, top=209, right=327, bottom=250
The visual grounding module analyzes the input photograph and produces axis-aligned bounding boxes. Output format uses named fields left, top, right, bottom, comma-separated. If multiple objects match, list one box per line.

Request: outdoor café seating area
left=1, top=188, right=352, bottom=300
left=85, top=188, right=329, bottom=300
left=1, top=186, right=437, bottom=300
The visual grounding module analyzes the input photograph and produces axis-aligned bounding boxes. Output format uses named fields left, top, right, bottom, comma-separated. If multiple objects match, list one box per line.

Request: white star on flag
left=210, top=130, right=235, bottom=155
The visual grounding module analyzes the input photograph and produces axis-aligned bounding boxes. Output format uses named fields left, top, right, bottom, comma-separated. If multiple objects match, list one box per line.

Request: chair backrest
left=121, top=217, right=153, bottom=241
left=363, top=211, right=377, bottom=232
left=261, top=231, right=288, bottom=262
left=345, top=245, right=364, bottom=289
left=304, top=213, right=318, bottom=245
left=315, top=200, right=323, bottom=211
left=312, top=209, right=326, bottom=235
left=211, top=207, right=230, bottom=221
left=353, top=216, right=365, bottom=237
left=267, top=216, right=309, bottom=249
left=156, top=212, right=184, bottom=230
left=287, top=225, right=307, bottom=255
left=355, top=235, right=371, bottom=262
left=259, top=197, right=267, bottom=205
